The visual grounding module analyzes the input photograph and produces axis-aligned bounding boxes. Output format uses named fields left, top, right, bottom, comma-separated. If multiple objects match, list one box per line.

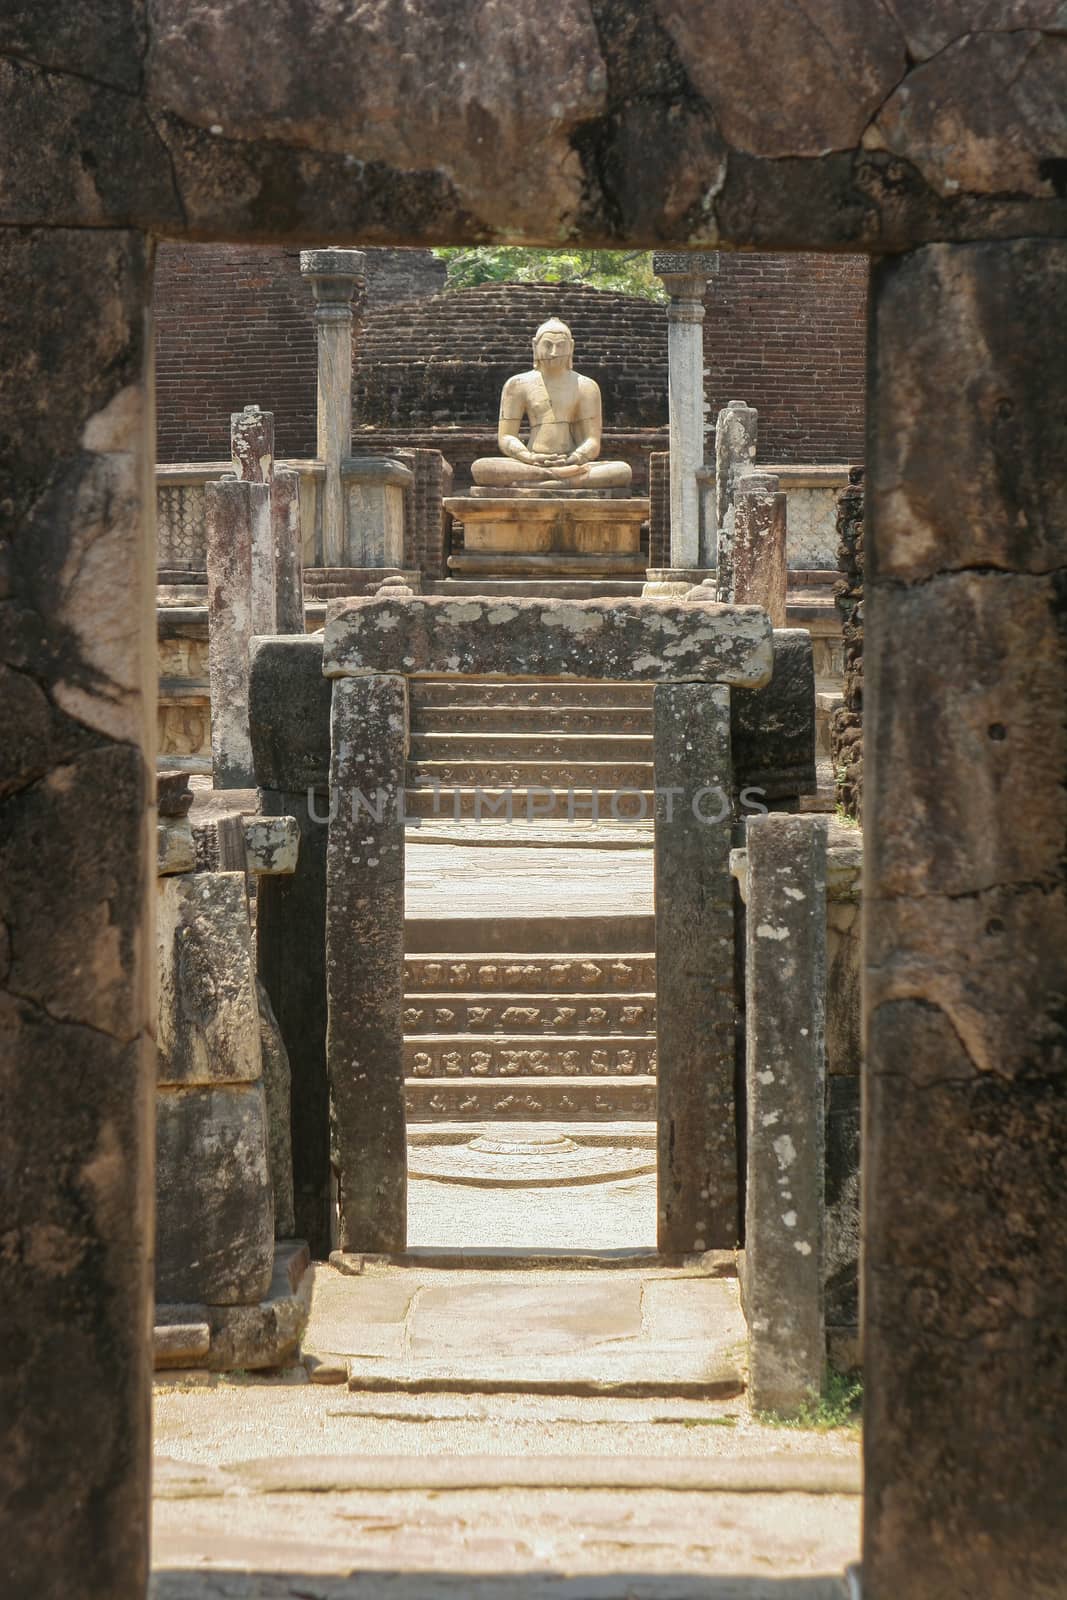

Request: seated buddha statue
left=470, top=318, right=632, bottom=492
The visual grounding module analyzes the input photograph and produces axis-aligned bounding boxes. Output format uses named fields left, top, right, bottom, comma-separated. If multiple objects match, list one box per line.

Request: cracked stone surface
left=2, top=4, right=1065, bottom=248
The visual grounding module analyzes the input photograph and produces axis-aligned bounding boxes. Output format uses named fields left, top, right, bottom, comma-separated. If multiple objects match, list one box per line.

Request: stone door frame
left=6, top=10, right=1065, bottom=1596
left=320, top=593, right=775, bottom=1257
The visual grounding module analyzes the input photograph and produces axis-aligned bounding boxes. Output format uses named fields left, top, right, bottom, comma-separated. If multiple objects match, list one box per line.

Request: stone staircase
left=404, top=678, right=655, bottom=821
left=403, top=941, right=657, bottom=1123
left=403, top=675, right=656, bottom=1122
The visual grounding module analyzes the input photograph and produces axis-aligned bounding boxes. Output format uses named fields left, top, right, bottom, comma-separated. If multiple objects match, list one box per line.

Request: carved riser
left=404, top=954, right=656, bottom=993
left=405, top=1037, right=657, bottom=1077
left=405, top=1075, right=657, bottom=1121
left=404, top=993, right=655, bottom=1034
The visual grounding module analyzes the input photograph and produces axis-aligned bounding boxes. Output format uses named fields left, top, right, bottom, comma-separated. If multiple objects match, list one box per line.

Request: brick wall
left=154, top=245, right=868, bottom=469
left=704, top=254, right=868, bottom=462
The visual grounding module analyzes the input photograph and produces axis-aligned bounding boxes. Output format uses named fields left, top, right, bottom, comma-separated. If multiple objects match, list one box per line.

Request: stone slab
left=156, top=872, right=261, bottom=1087
left=323, top=595, right=773, bottom=686
left=157, top=815, right=196, bottom=874
left=155, top=1240, right=312, bottom=1371
left=155, top=1082, right=275, bottom=1306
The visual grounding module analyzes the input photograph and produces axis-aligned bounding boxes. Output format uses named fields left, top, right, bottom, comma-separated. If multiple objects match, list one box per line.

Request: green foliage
left=758, top=1368, right=863, bottom=1432
left=433, top=247, right=667, bottom=301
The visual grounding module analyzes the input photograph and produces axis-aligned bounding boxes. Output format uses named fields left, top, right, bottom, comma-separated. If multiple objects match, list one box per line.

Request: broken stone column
left=300, top=248, right=366, bottom=567
left=740, top=814, right=828, bottom=1414
left=231, top=401, right=274, bottom=485
left=1, top=227, right=154, bottom=1600
left=272, top=466, right=305, bottom=633
left=653, top=252, right=718, bottom=569
left=654, top=681, right=737, bottom=1253
left=864, top=237, right=1067, bottom=1599
left=731, top=469, right=787, bottom=626
left=204, top=477, right=271, bottom=786
left=325, top=674, right=408, bottom=1253
left=715, top=399, right=758, bottom=600
left=231, top=403, right=277, bottom=635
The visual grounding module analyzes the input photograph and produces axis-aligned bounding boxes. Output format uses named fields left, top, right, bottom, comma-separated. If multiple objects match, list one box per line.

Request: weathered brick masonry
left=154, top=247, right=867, bottom=472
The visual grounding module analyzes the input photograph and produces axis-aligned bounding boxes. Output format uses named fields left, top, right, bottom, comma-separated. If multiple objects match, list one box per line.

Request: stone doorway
left=322, top=593, right=771, bottom=1260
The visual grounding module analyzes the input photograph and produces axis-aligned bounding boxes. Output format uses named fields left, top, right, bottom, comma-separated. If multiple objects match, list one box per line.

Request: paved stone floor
left=152, top=1258, right=860, bottom=1597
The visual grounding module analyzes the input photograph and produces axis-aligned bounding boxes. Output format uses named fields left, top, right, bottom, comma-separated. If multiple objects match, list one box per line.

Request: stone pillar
left=654, top=682, right=737, bottom=1254
left=249, top=636, right=334, bottom=1258
left=326, top=675, right=407, bottom=1253
left=300, top=248, right=366, bottom=567
left=864, top=238, right=1067, bottom=1598
left=272, top=467, right=305, bottom=634
left=0, top=229, right=153, bottom=1598
left=741, top=814, right=827, bottom=1413
left=205, top=477, right=271, bottom=787
left=653, top=252, right=718, bottom=569
left=731, top=469, right=787, bottom=626
left=714, top=399, right=758, bottom=600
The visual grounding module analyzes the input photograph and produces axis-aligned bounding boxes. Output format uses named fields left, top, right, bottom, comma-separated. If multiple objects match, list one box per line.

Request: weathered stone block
left=323, top=594, right=773, bottom=686
left=157, top=816, right=195, bottom=875
left=155, top=1083, right=274, bottom=1306
left=244, top=814, right=299, bottom=876
left=156, top=873, right=261, bottom=1087
left=730, top=629, right=816, bottom=802
left=249, top=634, right=332, bottom=792
left=825, top=1075, right=860, bottom=1333
left=326, top=675, right=408, bottom=1253
left=654, top=681, right=737, bottom=1254
left=731, top=470, right=787, bottom=627
left=155, top=1240, right=311, bottom=1371
left=743, top=813, right=827, bottom=1414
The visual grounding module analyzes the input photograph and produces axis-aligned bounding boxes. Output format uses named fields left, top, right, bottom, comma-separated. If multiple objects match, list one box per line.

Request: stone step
left=408, top=732, right=653, bottom=763
left=406, top=760, right=654, bottom=790
left=411, top=705, right=652, bottom=735
left=404, top=786, right=655, bottom=821
left=409, top=680, right=654, bottom=709
left=406, top=1036, right=656, bottom=1077
left=404, top=952, right=656, bottom=993
left=448, top=551, right=648, bottom=577
left=405, top=1075, right=657, bottom=1121
left=404, top=993, right=656, bottom=1034
left=406, top=914, right=655, bottom=955
left=426, top=578, right=648, bottom=599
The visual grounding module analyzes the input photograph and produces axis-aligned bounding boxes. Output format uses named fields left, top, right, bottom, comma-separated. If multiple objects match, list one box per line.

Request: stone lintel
left=653, top=250, right=720, bottom=279
left=323, top=595, right=774, bottom=687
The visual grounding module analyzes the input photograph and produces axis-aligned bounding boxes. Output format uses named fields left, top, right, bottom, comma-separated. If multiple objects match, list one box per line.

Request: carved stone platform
left=445, top=494, right=649, bottom=578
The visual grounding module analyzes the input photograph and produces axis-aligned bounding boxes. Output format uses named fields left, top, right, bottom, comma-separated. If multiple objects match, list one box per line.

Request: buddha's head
left=532, top=318, right=574, bottom=373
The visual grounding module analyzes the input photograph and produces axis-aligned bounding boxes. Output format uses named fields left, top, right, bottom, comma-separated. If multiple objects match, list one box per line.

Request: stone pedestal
left=342, top=453, right=412, bottom=566
left=654, top=681, right=737, bottom=1254
left=445, top=494, right=649, bottom=577
left=325, top=675, right=408, bottom=1253
left=300, top=248, right=366, bottom=567
left=653, top=252, right=719, bottom=569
